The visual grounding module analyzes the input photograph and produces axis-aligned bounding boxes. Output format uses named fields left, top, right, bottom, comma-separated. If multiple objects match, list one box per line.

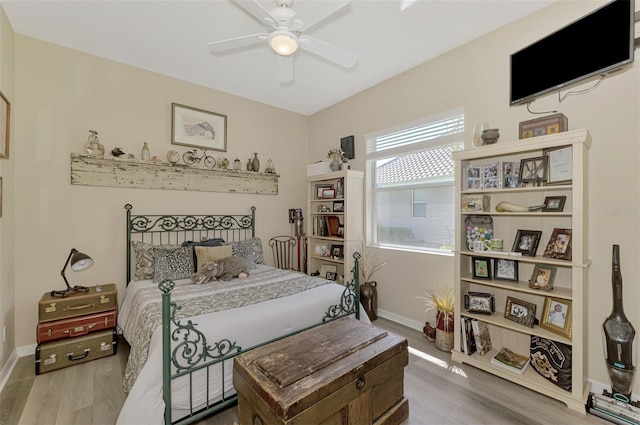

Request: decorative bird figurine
left=111, top=147, right=125, bottom=157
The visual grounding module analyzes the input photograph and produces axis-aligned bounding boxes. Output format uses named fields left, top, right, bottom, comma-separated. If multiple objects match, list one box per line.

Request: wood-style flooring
left=1, top=318, right=608, bottom=424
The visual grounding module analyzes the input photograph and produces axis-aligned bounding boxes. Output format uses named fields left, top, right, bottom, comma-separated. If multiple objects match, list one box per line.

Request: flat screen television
left=510, top=0, right=635, bottom=106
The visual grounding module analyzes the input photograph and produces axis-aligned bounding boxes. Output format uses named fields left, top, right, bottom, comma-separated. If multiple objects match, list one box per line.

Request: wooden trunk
left=35, top=329, right=117, bottom=375
left=38, top=284, right=117, bottom=322
left=234, top=317, right=409, bottom=425
left=36, top=309, right=117, bottom=343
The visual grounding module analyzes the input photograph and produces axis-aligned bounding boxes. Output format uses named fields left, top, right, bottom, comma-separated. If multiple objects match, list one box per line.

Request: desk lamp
left=51, top=248, right=93, bottom=297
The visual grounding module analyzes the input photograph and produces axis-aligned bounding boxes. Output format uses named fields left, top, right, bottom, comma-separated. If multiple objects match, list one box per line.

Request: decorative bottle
left=252, top=153, right=260, bottom=172
left=234, top=157, right=241, bottom=171
left=141, top=142, right=151, bottom=161
left=603, top=244, right=636, bottom=400
left=246, top=158, right=253, bottom=172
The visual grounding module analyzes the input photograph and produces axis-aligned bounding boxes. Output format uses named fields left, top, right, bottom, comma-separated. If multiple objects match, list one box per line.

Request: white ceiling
left=1, top=0, right=556, bottom=115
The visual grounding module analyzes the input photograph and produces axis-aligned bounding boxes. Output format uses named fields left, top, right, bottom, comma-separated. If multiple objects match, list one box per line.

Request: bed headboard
left=125, top=204, right=256, bottom=285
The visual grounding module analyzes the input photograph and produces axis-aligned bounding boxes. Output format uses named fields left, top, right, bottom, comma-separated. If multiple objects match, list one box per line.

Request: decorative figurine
left=265, top=159, right=275, bottom=174
left=167, top=150, right=180, bottom=164
left=85, top=130, right=105, bottom=158
left=110, top=147, right=125, bottom=157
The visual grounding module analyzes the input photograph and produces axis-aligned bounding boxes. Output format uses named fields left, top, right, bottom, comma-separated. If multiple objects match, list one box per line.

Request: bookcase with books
left=306, top=169, right=364, bottom=284
left=451, top=130, right=591, bottom=412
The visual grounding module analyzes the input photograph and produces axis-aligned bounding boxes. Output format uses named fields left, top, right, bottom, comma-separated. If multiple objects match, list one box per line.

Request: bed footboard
left=160, top=253, right=361, bottom=425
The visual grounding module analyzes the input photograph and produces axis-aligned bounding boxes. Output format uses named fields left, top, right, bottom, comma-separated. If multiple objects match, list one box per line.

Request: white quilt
left=116, top=265, right=369, bottom=425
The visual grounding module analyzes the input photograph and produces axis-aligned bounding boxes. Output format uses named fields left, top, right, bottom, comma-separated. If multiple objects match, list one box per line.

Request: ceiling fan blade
left=277, top=55, right=294, bottom=83
left=299, top=35, right=357, bottom=68
left=207, top=33, right=267, bottom=53
left=295, top=0, right=349, bottom=31
left=233, top=0, right=276, bottom=29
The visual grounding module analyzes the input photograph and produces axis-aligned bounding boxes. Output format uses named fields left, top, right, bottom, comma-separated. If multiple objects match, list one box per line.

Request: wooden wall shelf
left=70, top=154, right=279, bottom=194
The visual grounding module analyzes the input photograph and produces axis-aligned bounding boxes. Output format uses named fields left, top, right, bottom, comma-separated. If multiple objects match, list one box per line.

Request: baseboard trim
left=16, top=344, right=36, bottom=358
left=0, top=349, right=19, bottom=393
left=376, top=308, right=424, bottom=333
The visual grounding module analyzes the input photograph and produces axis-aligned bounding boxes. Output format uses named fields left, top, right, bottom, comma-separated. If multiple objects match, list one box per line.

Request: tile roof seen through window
left=376, top=145, right=459, bottom=186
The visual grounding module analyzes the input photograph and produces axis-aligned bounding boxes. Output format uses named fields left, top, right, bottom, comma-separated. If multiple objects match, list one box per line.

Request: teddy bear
left=191, top=256, right=251, bottom=284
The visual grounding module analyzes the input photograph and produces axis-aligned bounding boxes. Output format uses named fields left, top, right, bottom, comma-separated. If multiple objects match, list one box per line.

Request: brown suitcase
left=35, top=329, right=117, bottom=375
left=38, top=284, right=117, bottom=323
left=36, top=309, right=117, bottom=343
left=234, top=317, right=409, bottom=425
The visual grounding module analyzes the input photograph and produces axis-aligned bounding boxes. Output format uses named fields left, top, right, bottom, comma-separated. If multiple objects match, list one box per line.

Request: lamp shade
left=269, top=30, right=299, bottom=56
left=70, top=249, right=93, bottom=271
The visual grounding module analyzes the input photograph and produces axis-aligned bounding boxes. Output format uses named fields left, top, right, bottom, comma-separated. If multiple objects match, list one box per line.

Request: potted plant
left=417, top=286, right=455, bottom=351
left=359, top=241, right=389, bottom=321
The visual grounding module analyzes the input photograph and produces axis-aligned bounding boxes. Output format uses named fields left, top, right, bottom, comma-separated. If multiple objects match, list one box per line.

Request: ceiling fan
left=207, top=0, right=357, bottom=83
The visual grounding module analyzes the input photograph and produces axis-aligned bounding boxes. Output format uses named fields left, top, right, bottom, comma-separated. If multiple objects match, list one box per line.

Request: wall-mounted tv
left=510, top=0, right=635, bottom=106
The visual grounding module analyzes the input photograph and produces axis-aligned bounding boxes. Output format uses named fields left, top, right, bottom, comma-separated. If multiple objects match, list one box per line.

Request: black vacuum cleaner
left=587, top=245, right=640, bottom=424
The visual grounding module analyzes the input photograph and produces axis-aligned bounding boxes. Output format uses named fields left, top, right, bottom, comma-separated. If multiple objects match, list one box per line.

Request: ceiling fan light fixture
left=269, top=30, right=299, bottom=56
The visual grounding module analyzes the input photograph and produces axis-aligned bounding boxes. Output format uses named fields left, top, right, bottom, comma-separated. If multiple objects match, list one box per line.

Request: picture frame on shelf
left=463, top=291, right=495, bottom=315
left=471, top=257, right=491, bottom=279
left=482, top=163, right=501, bottom=190
left=541, top=297, right=572, bottom=338
left=325, top=271, right=337, bottom=281
left=0, top=90, right=10, bottom=159
left=337, top=225, right=344, bottom=237
left=502, top=161, right=520, bottom=188
left=330, top=244, right=344, bottom=259
left=504, top=296, right=536, bottom=328
left=465, top=165, right=482, bottom=190
left=494, top=258, right=518, bottom=281
left=314, top=244, right=330, bottom=257
left=171, top=103, right=227, bottom=152
left=544, top=145, right=572, bottom=185
left=321, top=188, right=337, bottom=199
left=542, top=196, right=567, bottom=212
left=529, top=264, right=557, bottom=291
left=340, top=135, right=355, bottom=159
left=315, top=184, right=333, bottom=199
left=519, top=156, right=548, bottom=186
left=319, top=264, right=337, bottom=280
left=543, top=228, right=572, bottom=261
left=333, top=201, right=344, bottom=212
left=511, top=229, right=542, bottom=256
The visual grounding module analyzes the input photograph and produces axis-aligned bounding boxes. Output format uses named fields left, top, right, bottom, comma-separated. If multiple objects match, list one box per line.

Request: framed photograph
left=544, top=145, right=572, bottom=185
left=314, top=244, right=330, bottom=257
left=494, top=258, right=518, bottom=281
left=464, top=291, right=495, bottom=315
left=325, top=271, right=337, bottom=281
left=504, top=296, right=537, bottom=328
left=529, top=264, right=557, bottom=291
left=330, top=244, right=344, bottom=259
left=321, top=188, right=336, bottom=199
left=511, top=229, right=542, bottom=257
left=502, top=161, right=520, bottom=188
left=543, top=228, right=572, bottom=261
left=471, top=257, right=491, bottom=280
left=519, top=156, right=548, bottom=185
left=315, top=184, right=333, bottom=199
left=171, top=103, right=227, bottom=152
left=333, top=201, right=344, bottom=212
left=337, top=225, right=344, bottom=237
left=340, top=135, right=355, bottom=159
left=319, top=264, right=337, bottom=280
left=542, top=196, right=566, bottom=212
left=465, top=165, right=482, bottom=190
left=0, top=91, right=9, bottom=159
left=541, top=297, right=572, bottom=338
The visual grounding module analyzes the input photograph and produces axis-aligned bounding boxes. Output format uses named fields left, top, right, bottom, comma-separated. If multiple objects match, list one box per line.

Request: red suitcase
left=36, top=309, right=117, bottom=343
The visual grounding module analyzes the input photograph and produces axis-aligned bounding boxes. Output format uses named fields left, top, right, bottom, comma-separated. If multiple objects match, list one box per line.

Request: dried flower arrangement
left=327, top=148, right=345, bottom=161
left=417, top=286, right=455, bottom=314
left=359, top=240, right=389, bottom=283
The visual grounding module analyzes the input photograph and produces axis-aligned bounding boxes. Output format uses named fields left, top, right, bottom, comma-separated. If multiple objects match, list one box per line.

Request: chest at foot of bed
left=234, top=316, right=409, bottom=425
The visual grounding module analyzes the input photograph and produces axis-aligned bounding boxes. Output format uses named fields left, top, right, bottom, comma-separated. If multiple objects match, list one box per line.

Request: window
left=365, top=109, right=464, bottom=253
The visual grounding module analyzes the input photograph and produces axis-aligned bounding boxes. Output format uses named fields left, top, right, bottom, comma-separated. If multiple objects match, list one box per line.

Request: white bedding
left=116, top=266, right=369, bottom=425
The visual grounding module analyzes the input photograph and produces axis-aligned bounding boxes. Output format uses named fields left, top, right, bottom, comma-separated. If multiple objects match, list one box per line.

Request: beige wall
left=0, top=5, right=15, bottom=375
left=12, top=35, right=309, bottom=350
left=308, top=0, right=640, bottom=394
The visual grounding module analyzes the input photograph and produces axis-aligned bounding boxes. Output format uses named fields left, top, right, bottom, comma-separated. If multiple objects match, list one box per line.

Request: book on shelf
left=461, top=317, right=476, bottom=355
left=491, top=347, right=530, bottom=374
left=471, top=319, right=492, bottom=355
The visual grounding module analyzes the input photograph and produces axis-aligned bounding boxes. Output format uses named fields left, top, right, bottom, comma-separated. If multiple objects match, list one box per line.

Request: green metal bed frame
left=124, top=204, right=361, bottom=424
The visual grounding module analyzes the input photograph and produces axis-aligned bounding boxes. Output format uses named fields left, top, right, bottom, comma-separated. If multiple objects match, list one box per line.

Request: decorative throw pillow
left=530, top=335, right=572, bottom=392
left=131, top=241, right=181, bottom=281
left=152, top=246, right=194, bottom=283
left=182, top=238, right=226, bottom=268
left=195, top=245, right=233, bottom=272
left=230, top=237, right=264, bottom=268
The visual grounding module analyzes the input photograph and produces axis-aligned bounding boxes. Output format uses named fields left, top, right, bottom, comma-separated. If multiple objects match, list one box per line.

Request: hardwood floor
left=1, top=318, right=608, bottom=424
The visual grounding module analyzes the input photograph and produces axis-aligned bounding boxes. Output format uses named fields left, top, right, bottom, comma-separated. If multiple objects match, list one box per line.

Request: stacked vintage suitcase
left=35, top=284, right=118, bottom=375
